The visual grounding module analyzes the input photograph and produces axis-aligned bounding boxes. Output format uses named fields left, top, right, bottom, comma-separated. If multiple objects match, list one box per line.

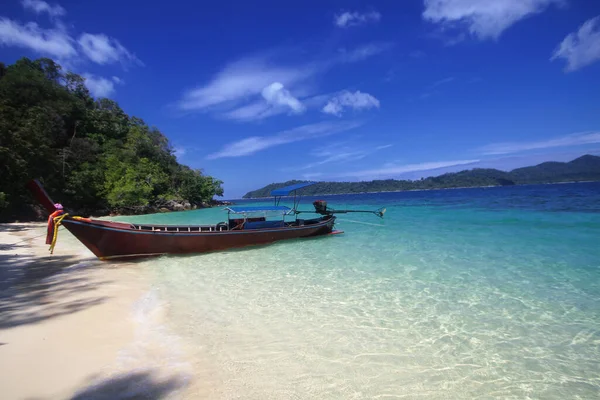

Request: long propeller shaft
left=296, top=207, right=386, bottom=218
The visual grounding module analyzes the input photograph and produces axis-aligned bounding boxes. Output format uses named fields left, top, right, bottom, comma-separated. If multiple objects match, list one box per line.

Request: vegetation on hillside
left=0, top=57, right=223, bottom=221
left=243, top=155, right=600, bottom=198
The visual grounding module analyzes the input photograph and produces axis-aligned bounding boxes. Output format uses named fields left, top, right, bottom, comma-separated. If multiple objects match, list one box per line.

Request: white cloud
left=261, top=82, right=305, bottom=113
left=82, top=73, right=116, bottom=98
left=0, top=17, right=76, bottom=59
left=422, top=0, right=562, bottom=41
left=410, top=50, right=426, bottom=58
left=206, top=121, right=363, bottom=159
left=0, top=4, right=137, bottom=100
left=322, top=103, right=342, bottom=117
left=219, top=82, right=305, bottom=122
left=420, top=76, right=455, bottom=99
left=295, top=150, right=367, bottom=171
left=478, top=131, right=600, bottom=155
left=21, top=0, right=65, bottom=18
left=0, top=5, right=141, bottom=70
left=220, top=101, right=278, bottom=121
left=174, top=147, right=186, bottom=159
left=301, top=93, right=332, bottom=109
left=322, top=90, right=380, bottom=117
left=551, top=16, right=600, bottom=72
left=338, top=42, right=392, bottom=63
left=178, top=44, right=387, bottom=119
left=78, top=33, right=139, bottom=66
left=335, top=159, right=480, bottom=179
left=430, top=76, right=455, bottom=88
left=334, top=11, right=381, bottom=28
left=291, top=143, right=392, bottom=171
left=178, top=55, right=314, bottom=112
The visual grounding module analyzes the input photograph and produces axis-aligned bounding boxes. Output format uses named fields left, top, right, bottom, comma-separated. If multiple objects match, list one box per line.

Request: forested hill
left=0, top=58, right=223, bottom=222
left=243, top=155, right=600, bottom=198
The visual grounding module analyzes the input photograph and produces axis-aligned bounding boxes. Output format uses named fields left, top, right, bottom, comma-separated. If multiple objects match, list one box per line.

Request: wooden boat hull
left=26, top=179, right=338, bottom=261
left=62, top=217, right=336, bottom=260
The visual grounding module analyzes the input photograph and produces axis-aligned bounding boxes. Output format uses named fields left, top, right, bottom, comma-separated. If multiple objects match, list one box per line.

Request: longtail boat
left=28, top=180, right=385, bottom=261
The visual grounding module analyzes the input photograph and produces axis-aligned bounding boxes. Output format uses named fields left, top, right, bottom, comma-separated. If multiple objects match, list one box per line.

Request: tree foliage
left=243, top=155, right=600, bottom=198
left=0, top=57, right=223, bottom=221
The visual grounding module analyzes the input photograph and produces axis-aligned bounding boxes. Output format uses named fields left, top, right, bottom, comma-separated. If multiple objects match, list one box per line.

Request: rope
left=47, top=214, right=91, bottom=254
left=8, top=232, right=48, bottom=246
left=49, top=213, right=69, bottom=254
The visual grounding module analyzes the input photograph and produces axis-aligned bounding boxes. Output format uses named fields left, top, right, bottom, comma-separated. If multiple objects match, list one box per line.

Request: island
left=243, top=155, right=600, bottom=198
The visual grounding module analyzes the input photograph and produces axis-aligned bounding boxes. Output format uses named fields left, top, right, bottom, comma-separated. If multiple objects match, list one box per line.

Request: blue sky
left=1, top=0, right=600, bottom=198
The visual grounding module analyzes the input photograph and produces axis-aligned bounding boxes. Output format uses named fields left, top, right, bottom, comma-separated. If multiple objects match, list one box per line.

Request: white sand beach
left=0, top=223, right=197, bottom=399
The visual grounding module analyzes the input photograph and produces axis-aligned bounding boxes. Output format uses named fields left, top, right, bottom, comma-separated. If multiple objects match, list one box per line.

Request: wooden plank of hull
left=62, top=217, right=335, bottom=260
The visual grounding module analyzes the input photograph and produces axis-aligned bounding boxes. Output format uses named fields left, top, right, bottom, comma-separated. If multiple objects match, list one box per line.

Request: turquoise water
left=116, top=183, right=600, bottom=398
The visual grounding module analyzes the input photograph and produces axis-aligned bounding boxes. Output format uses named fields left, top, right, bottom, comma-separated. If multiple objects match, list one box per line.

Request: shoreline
left=0, top=223, right=194, bottom=399
left=240, top=179, right=600, bottom=200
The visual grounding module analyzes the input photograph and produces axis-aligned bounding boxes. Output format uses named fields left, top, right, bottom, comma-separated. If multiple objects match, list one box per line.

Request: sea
left=112, top=182, right=600, bottom=399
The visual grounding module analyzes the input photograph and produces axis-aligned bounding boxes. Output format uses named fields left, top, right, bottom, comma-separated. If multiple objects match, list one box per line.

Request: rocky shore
left=6, top=198, right=234, bottom=222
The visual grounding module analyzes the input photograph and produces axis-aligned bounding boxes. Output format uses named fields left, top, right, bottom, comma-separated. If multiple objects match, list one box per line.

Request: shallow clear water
left=118, top=183, right=600, bottom=398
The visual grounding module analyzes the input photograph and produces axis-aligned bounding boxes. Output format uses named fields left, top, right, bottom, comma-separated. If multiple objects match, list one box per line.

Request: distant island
left=243, top=155, right=600, bottom=198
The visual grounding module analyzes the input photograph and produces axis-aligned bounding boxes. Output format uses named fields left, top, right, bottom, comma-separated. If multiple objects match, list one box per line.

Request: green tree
left=0, top=57, right=224, bottom=221
left=105, top=157, right=169, bottom=208
left=179, top=169, right=224, bottom=204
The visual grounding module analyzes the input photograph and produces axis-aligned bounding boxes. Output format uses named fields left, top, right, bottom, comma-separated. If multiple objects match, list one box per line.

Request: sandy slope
left=0, top=223, right=192, bottom=399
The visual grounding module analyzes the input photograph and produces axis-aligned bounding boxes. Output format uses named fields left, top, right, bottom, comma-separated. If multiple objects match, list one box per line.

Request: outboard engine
left=313, top=200, right=328, bottom=215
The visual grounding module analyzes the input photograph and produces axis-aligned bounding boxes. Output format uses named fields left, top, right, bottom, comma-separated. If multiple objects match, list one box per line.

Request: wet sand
left=0, top=223, right=192, bottom=399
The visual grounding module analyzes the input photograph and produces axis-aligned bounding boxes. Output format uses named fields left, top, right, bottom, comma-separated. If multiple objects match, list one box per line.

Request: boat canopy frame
left=224, top=205, right=296, bottom=230
left=271, top=182, right=317, bottom=211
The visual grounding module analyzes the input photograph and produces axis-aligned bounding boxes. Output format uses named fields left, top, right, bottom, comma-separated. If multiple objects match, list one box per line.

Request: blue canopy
left=225, top=206, right=293, bottom=215
left=270, top=182, right=317, bottom=197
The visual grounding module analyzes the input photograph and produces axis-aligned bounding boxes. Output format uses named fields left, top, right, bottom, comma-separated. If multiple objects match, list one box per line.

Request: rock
left=159, top=207, right=170, bottom=213
left=183, top=201, right=192, bottom=210
left=160, top=199, right=184, bottom=212
left=211, top=200, right=233, bottom=206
